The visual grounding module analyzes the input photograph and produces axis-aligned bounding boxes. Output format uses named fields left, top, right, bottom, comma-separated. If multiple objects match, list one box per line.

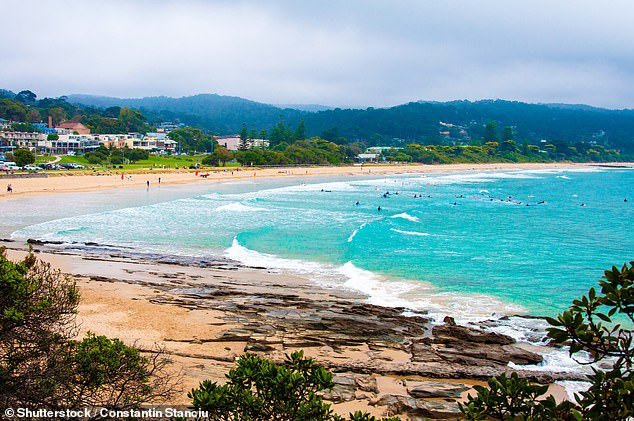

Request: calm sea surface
left=5, top=167, right=633, bottom=326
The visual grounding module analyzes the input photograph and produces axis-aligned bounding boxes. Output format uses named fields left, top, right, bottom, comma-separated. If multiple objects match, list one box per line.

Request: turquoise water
left=10, top=167, right=634, bottom=323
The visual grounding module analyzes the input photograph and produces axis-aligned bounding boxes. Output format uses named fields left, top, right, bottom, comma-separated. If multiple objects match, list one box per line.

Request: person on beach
left=7, top=184, right=12, bottom=193
left=158, top=177, right=161, bottom=184
left=146, top=180, right=150, bottom=188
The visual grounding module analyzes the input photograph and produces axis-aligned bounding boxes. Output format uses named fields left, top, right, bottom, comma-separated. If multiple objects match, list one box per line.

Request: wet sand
left=0, top=162, right=615, bottom=200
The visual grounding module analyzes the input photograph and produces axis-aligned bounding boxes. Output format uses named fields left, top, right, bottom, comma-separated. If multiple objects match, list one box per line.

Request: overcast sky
left=3, top=0, right=634, bottom=108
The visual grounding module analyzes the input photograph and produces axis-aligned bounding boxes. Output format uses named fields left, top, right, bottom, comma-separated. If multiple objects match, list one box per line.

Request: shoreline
left=1, top=161, right=613, bottom=418
left=1, top=161, right=628, bottom=200
left=2, top=244, right=575, bottom=418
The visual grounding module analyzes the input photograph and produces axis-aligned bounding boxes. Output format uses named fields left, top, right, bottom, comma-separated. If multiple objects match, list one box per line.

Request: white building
left=38, top=134, right=99, bottom=154
left=2, top=131, right=46, bottom=150
left=214, top=135, right=269, bottom=151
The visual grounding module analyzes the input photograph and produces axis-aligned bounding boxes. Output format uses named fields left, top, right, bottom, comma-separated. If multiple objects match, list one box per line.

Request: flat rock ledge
left=67, top=255, right=582, bottom=420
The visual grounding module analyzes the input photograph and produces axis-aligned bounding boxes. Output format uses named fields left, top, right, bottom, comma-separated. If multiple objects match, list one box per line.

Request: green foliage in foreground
left=461, top=262, right=634, bottom=420
left=189, top=350, right=400, bottom=421
left=0, top=248, right=176, bottom=411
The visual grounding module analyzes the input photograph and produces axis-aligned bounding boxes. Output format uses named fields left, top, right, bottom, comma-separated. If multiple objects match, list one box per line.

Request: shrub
left=460, top=262, right=634, bottom=420
left=189, top=350, right=400, bottom=421
left=0, top=248, right=178, bottom=411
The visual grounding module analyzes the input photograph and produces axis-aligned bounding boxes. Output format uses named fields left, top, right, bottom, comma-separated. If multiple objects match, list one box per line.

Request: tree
left=168, top=127, right=208, bottom=153
left=14, top=90, right=37, bottom=104
left=189, top=350, right=399, bottom=421
left=239, top=123, right=249, bottom=151
left=461, top=262, right=634, bottom=420
left=203, top=146, right=233, bottom=166
left=118, top=107, right=150, bottom=133
left=44, top=107, right=67, bottom=127
left=294, top=118, right=307, bottom=141
left=122, top=148, right=149, bottom=163
left=269, top=115, right=293, bottom=146
left=12, top=148, right=35, bottom=167
left=483, top=121, right=499, bottom=143
left=502, top=126, right=514, bottom=141
left=0, top=248, right=177, bottom=411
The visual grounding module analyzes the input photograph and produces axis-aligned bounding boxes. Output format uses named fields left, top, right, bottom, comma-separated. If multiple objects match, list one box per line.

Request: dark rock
left=379, top=394, right=462, bottom=419
left=433, top=324, right=515, bottom=345
left=406, top=380, right=469, bottom=399
left=244, top=343, right=275, bottom=352
left=27, top=238, right=63, bottom=245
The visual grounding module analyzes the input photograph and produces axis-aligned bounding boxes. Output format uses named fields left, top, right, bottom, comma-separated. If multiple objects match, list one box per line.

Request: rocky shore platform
left=7, top=243, right=581, bottom=420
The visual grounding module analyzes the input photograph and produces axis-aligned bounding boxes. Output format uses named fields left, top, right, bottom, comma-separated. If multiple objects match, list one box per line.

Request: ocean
left=3, top=166, right=633, bottom=378
left=6, top=167, right=633, bottom=321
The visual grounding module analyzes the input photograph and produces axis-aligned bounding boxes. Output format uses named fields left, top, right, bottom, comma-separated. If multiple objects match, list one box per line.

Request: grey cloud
left=2, top=0, right=634, bottom=108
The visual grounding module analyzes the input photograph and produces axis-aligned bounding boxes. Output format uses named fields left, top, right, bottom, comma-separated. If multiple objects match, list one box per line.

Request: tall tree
left=239, top=123, right=249, bottom=151
left=503, top=126, right=514, bottom=141
left=483, top=121, right=499, bottom=143
left=269, top=115, right=292, bottom=146
left=294, top=118, right=306, bottom=141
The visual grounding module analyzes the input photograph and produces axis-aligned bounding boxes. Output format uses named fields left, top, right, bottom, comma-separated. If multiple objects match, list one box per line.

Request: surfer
left=377, top=206, right=381, bottom=211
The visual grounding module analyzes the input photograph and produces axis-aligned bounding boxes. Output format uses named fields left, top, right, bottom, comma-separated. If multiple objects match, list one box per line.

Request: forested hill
left=67, top=94, right=634, bottom=153
left=67, top=93, right=303, bottom=135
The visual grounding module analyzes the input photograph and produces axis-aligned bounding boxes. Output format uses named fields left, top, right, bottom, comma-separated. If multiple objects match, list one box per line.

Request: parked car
left=59, top=163, right=84, bottom=169
left=23, top=165, right=41, bottom=171
left=2, top=162, right=21, bottom=171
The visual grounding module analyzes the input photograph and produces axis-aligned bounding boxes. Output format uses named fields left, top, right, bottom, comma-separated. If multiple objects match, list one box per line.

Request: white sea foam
left=225, top=239, right=526, bottom=325
left=390, top=228, right=430, bottom=237
left=390, top=212, right=420, bottom=222
left=225, top=238, right=331, bottom=274
left=347, top=223, right=367, bottom=242
left=227, top=181, right=357, bottom=200
left=339, top=261, right=419, bottom=308
left=215, top=202, right=267, bottom=212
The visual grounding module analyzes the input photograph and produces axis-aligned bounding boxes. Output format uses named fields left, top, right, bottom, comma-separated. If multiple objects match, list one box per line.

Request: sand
left=0, top=162, right=614, bottom=200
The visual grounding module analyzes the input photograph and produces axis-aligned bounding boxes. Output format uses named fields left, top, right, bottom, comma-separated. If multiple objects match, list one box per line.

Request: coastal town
left=0, top=117, right=275, bottom=156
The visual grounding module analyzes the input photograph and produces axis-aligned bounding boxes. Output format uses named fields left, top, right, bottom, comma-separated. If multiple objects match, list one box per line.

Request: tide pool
left=9, top=167, right=634, bottom=324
